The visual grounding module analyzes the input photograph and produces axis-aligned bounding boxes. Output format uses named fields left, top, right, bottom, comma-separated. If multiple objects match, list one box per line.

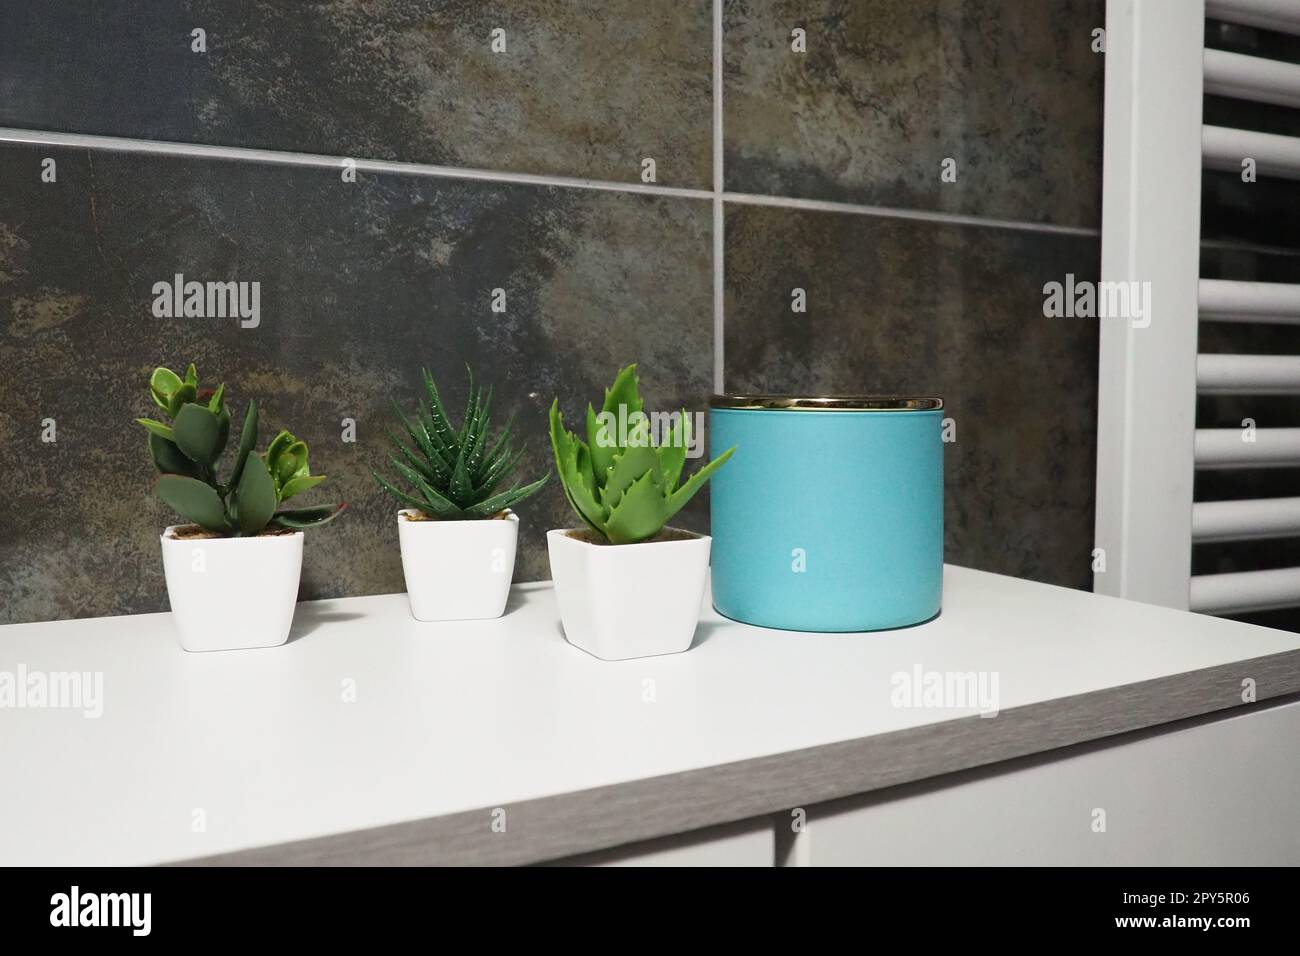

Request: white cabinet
left=781, top=700, right=1300, bottom=866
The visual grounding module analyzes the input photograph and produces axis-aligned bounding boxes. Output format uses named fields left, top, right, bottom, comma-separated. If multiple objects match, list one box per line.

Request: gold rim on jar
left=709, top=395, right=943, bottom=411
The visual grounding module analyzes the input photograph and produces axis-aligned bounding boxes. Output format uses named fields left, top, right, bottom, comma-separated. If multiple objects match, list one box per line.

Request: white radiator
left=1098, top=0, right=1300, bottom=616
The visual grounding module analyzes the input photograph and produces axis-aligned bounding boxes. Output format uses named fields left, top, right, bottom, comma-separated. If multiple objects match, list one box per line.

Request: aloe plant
left=372, top=368, right=549, bottom=519
left=549, top=365, right=734, bottom=545
left=137, top=364, right=345, bottom=535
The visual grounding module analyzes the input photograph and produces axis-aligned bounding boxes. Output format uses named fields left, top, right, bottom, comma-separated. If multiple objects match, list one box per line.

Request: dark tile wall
left=724, top=206, right=1100, bottom=588
left=723, top=0, right=1106, bottom=226
left=0, top=1, right=713, bottom=187
left=1, top=1, right=1105, bottom=624
left=0, top=144, right=712, bottom=622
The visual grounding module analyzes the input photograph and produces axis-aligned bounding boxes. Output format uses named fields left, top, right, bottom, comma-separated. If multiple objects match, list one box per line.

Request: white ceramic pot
left=160, top=526, right=303, bottom=652
left=546, top=527, right=711, bottom=661
left=397, top=509, right=519, bottom=621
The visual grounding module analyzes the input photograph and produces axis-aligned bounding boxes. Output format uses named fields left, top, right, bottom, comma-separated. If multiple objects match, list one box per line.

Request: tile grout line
left=0, top=127, right=715, bottom=202
left=713, top=0, right=725, bottom=395
left=722, top=191, right=1102, bottom=238
left=0, top=126, right=1102, bottom=238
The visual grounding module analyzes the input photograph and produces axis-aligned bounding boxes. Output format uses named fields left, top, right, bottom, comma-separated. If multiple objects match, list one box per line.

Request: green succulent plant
left=549, top=365, right=735, bottom=545
left=372, top=367, right=550, bottom=519
left=137, top=364, right=345, bottom=535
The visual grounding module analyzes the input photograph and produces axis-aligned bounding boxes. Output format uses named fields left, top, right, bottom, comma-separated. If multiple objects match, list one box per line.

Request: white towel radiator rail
left=1097, top=0, right=1300, bottom=615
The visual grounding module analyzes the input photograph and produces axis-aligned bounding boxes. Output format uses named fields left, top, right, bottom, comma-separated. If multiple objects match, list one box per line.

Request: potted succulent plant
left=372, top=368, right=549, bottom=621
left=547, top=365, right=735, bottom=660
left=137, top=364, right=345, bottom=652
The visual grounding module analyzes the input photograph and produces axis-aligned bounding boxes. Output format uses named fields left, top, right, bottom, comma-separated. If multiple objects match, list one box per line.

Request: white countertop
left=3, top=566, right=1299, bottom=866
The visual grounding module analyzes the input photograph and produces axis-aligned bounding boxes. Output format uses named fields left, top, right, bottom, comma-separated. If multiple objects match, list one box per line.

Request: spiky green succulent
left=549, top=365, right=735, bottom=544
left=138, top=364, right=345, bottom=535
left=372, top=368, right=550, bottom=519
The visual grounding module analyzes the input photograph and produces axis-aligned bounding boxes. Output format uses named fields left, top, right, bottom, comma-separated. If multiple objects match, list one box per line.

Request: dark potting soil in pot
left=166, top=525, right=297, bottom=540
left=401, top=510, right=512, bottom=522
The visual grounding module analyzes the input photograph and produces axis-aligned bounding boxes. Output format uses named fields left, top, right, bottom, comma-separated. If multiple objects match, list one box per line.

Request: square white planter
left=160, top=526, right=303, bottom=652
left=547, top=528, right=711, bottom=660
left=398, top=509, right=518, bottom=621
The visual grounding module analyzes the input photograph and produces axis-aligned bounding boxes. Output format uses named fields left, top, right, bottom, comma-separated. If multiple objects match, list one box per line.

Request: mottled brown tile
left=723, top=203, right=1100, bottom=588
left=0, top=0, right=712, bottom=187
left=0, top=144, right=712, bottom=624
left=723, top=0, right=1105, bottom=226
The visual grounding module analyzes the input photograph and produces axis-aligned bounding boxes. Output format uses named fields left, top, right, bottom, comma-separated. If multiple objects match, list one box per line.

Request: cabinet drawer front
left=785, top=700, right=1300, bottom=866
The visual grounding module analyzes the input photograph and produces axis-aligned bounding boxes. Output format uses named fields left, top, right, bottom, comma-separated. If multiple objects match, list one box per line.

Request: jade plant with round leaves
left=549, top=365, right=735, bottom=544
left=137, top=364, right=345, bottom=535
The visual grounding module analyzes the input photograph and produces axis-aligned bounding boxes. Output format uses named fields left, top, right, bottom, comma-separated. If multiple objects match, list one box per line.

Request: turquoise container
left=709, top=396, right=944, bottom=632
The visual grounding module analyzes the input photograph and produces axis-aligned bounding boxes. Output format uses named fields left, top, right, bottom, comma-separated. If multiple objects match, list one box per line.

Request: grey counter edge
left=174, top=648, right=1300, bottom=867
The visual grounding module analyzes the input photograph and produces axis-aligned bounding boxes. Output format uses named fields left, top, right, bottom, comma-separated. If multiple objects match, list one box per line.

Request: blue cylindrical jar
left=709, top=396, right=944, bottom=632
